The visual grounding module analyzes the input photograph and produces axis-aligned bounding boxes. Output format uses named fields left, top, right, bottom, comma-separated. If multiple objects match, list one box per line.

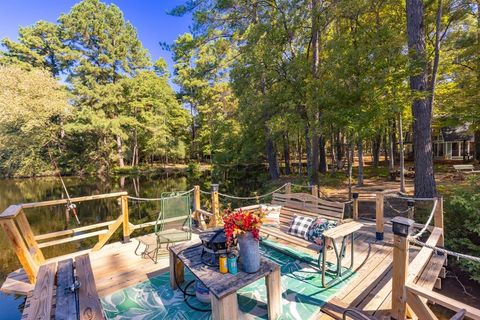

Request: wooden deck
left=1, top=218, right=445, bottom=319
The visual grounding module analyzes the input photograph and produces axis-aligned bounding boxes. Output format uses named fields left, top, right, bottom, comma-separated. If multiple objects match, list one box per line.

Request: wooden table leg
left=211, top=292, right=238, bottom=320
left=266, top=268, right=282, bottom=320
left=169, top=250, right=184, bottom=290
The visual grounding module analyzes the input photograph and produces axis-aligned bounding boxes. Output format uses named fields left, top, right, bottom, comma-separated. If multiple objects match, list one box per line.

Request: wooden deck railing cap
left=21, top=191, right=129, bottom=209
left=0, top=204, right=23, bottom=220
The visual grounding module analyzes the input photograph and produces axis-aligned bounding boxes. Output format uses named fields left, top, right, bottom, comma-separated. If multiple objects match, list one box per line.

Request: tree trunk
left=190, top=103, right=197, bottom=160
left=398, top=113, right=406, bottom=193
left=311, top=130, right=320, bottom=185
left=265, top=125, right=279, bottom=180
left=283, top=131, right=291, bottom=175
left=310, top=0, right=320, bottom=186
left=372, top=134, right=381, bottom=168
left=305, top=124, right=312, bottom=178
left=406, top=0, right=437, bottom=197
left=330, top=132, right=336, bottom=173
left=429, top=0, right=443, bottom=109
left=319, top=135, right=327, bottom=173
left=347, top=139, right=354, bottom=200
left=131, top=129, right=138, bottom=166
left=388, top=120, right=395, bottom=178
left=383, top=129, right=389, bottom=165
left=476, top=4, right=480, bottom=163
left=357, top=139, right=364, bottom=186
left=391, top=118, right=398, bottom=161
left=116, top=135, right=125, bottom=167
left=475, top=130, right=480, bottom=162
left=336, top=131, right=343, bottom=170
left=297, top=132, right=303, bottom=174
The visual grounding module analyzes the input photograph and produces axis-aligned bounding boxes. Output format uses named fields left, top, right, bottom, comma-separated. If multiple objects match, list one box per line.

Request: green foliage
left=0, top=65, right=71, bottom=177
left=444, top=176, right=480, bottom=282
left=186, top=162, right=202, bottom=178
left=1, top=0, right=189, bottom=174
left=1, top=20, right=74, bottom=76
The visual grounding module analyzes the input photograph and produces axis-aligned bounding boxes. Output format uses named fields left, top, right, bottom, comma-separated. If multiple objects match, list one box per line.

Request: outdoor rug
left=101, top=241, right=355, bottom=319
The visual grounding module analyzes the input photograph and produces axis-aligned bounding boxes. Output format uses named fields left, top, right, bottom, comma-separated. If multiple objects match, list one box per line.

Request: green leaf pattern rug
left=101, top=243, right=354, bottom=319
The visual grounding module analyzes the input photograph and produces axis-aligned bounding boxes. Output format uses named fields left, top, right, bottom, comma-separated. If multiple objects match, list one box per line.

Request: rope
left=200, top=190, right=211, bottom=195
left=409, top=237, right=480, bottom=263
left=384, top=197, right=413, bottom=215
left=217, top=184, right=287, bottom=200
left=387, top=194, right=437, bottom=201
left=291, top=183, right=313, bottom=189
left=127, top=188, right=195, bottom=202
left=410, top=199, right=438, bottom=239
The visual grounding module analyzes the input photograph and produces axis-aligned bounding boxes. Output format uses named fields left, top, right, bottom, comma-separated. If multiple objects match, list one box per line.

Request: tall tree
left=406, top=0, right=437, bottom=197
left=59, top=0, right=150, bottom=169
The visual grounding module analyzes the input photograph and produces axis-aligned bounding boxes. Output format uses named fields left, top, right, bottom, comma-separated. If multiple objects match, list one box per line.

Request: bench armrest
left=323, top=221, right=363, bottom=239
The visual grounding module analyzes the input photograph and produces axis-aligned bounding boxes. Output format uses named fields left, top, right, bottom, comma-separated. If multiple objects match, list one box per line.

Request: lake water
left=0, top=169, right=271, bottom=318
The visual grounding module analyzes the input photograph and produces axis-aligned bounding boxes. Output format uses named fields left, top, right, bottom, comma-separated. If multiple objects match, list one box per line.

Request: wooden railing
left=0, top=192, right=129, bottom=284
left=390, top=197, right=480, bottom=320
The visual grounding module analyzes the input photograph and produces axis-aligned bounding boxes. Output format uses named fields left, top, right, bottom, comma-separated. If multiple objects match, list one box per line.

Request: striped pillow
left=287, top=215, right=314, bottom=240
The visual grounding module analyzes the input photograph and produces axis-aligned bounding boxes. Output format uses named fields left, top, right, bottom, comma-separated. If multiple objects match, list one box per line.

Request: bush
left=444, top=175, right=480, bottom=282
left=187, top=162, right=201, bottom=178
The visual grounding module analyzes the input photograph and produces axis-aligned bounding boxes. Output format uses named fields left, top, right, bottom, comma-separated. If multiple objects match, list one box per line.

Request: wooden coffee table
left=169, top=240, right=282, bottom=320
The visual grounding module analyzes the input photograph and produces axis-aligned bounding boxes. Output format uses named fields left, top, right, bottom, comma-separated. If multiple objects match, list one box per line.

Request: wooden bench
left=22, top=254, right=105, bottom=320
left=453, top=164, right=480, bottom=174
left=261, top=193, right=363, bottom=287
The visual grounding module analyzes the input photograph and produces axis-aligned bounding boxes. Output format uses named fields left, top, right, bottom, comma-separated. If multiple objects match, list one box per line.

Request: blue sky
left=0, top=0, right=192, bottom=86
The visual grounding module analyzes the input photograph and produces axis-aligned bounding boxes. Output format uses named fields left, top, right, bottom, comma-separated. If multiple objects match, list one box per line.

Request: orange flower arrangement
left=223, top=208, right=266, bottom=245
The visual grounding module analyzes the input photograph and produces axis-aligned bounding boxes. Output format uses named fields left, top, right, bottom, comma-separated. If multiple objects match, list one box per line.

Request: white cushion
left=261, top=204, right=281, bottom=227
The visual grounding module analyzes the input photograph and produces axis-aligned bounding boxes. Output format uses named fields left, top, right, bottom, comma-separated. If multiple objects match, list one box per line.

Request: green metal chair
left=135, top=192, right=192, bottom=263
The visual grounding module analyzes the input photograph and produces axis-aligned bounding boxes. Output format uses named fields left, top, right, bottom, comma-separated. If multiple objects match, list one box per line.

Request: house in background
left=433, top=125, right=475, bottom=160
left=405, top=124, right=475, bottom=161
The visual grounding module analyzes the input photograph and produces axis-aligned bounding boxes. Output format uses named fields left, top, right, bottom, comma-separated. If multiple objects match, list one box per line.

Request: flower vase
left=237, top=231, right=260, bottom=273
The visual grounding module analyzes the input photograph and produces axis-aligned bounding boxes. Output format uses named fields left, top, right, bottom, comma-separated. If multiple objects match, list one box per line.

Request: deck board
left=1, top=219, right=446, bottom=320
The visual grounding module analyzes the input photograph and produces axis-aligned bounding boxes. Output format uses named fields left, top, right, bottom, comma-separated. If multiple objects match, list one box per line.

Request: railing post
left=285, top=183, right=291, bottom=194
left=16, top=210, right=45, bottom=264
left=0, top=218, right=39, bottom=283
left=375, top=192, right=384, bottom=241
left=311, top=185, right=319, bottom=198
left=391, top=216, right=414, bottom=320
left=193, top=185, right=206, bottom=230
left=210, top=184, right=221, bottom=227
left=434, top=196, right=444, bottom=247
left=121, top=194, right=130, bottom=243
left=352, top=193, right=359, bottom=220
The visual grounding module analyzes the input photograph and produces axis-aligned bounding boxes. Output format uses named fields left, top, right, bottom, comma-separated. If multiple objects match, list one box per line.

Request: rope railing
left=410, top=198, right=438, bottom=239
left=384, top=197, right=413, bottom=215
left=216, top=184, right=287, bottom=200
left=127, top=188, right=195, bottom=202
left=290, top=183, right=313, bottom=189
left=400, top=196, right=480, bottom=263
left=409, top=237, right=480, bottom=263
left=388, top=194, right=438, bottom=201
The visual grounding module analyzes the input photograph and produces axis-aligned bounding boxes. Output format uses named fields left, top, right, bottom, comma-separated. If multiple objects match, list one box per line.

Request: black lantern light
left=391, top=216, right=414, bottom=237
left=212, top=183, right=219, bottom=192
left=352, top=192, right=359, bottom=199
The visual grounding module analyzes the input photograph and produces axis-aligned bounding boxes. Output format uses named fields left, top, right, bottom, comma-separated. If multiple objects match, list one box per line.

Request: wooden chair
left=261, top=193, right=363, bottom=287
left=22, top=254, right=104, bottom=320
left=135, top=193, right=192, bottom=263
